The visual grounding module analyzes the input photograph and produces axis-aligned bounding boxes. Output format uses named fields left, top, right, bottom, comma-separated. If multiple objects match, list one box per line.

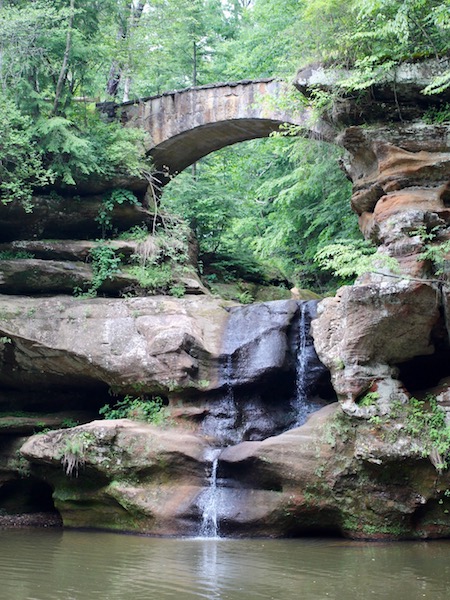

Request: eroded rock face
left=339, top=124, right=450, bottom=277
left=20, top=419, right=209, bottom=535
left=312, top=279, right=439, bottom=414
left=18, top=404, right=450, bottom=539
left=0, top=194, right=153, bottom=242
left=311, top=122, right=450, bottom=416
left=0, top=294, right=229, bottom=394
left=0, top=296, right=330, bottom=418
left=217, top=403, right=450, bottom=539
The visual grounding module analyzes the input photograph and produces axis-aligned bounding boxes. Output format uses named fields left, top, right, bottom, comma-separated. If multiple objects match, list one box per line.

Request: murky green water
left=1, top=530, right=450, bottom=599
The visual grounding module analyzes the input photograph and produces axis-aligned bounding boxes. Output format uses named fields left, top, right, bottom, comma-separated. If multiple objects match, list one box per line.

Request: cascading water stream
left=197, top=300, right=332, bottom=537
left=293, top=302, right=309, bottom=426
left=198, top=448, right=222, bottom=538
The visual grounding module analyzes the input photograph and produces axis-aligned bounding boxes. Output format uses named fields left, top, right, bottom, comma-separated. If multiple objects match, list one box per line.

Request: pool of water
left=1, top=530, right=450, bottom=600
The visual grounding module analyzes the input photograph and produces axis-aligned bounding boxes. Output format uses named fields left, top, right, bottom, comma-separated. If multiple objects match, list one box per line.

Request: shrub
left=99, top=395, right=168, bottom=426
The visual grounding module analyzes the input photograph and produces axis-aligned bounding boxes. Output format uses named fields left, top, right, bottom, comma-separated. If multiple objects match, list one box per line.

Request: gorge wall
left=2, top=62, right=450, bottom=539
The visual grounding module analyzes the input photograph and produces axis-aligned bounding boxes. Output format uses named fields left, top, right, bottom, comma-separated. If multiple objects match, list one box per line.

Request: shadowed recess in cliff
left=201, top=300, right=335, bottom=446
left=395, top=308, right=450, bottom=396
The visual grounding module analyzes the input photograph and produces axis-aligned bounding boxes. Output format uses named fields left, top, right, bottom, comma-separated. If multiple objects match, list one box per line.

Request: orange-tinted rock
left=373, top=189, right=444, bottom=222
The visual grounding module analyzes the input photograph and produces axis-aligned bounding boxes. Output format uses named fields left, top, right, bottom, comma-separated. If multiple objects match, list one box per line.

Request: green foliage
left=89, top=244, right=122, bottom=293
left=61, top=417, right=80, bottom=429
left=59, top=431, right=94, bottom=477
left=162, top=137, right=358, bottom=292
left=405, top=396, right=450, bottom=471
left=358, top=391, right=380, bottom=407
left=314, top=240, right=399, bottom=280
left=0, top=93, right=51, bottom=208
left=99, top=395, right=168, bottom=425
left=169, top=284, right=186, bottom=298
left=96, top=188, right=140, bottom=236
left=0, top=250, right=34, bottom=260
left=236, top=289, right=254, bottom=304
left=423, top=103, right=450, bottom=124
left=128, top=263, right=173, bottom=292
left=74, top=243, right=122, bottom=298
left=413, top=225, right=450, bottom=276
left=36, top=114, right=150, bottom=188
left=122, top=220, right=192, bottom=295
left=118, top=225, right=150, bottom=242
left=381, top=395, right=450, bottom=471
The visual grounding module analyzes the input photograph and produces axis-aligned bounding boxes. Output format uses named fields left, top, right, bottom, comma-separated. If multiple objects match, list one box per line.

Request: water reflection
left=1, top=531, right=450, bottom=599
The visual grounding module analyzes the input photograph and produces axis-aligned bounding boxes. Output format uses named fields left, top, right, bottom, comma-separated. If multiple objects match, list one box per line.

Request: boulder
left=15, top=404, right=449, bottom=538
left=218, top=403, right=450, bottom=539
left=20, top=419, right=209, bottom=534
left=0, top=296, right=324, bottom=403
left=312, top=278, right=438, bottom=414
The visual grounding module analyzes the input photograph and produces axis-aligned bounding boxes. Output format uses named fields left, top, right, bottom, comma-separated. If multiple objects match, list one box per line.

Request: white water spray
left=198, top=448, right=222, bottom=538
left=293, top=302, right=309, bottom=426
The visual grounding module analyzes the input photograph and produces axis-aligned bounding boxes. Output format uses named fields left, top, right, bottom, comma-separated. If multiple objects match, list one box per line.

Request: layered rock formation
left=17, top=399, right=450, bottom=539
left=2, top=61, right=450, bottom=540
left=313, top=122, right=450, bottom=417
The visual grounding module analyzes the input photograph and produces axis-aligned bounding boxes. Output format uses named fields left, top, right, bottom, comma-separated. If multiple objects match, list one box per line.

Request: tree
left=162, top=134, right=357, bottom=290
left=0, top=92, right=51, bottom=208
left=105, top=0, right=148, bottom=100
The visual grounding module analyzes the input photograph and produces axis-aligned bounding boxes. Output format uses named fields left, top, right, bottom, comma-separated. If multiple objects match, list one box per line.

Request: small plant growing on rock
left=413, top=225, right=450, bottom=278
left=74, top=243, right=122, bottom=298
left=59, top=431, right=94, bottom=477
left=358, top=391, right=380, bottom=407
left=96, top=189, right=140, bottom=237
left=169, top=283, right=186, bottom=298
left=376, top=395, right=450, bottom=471
left=0, top=250, right=34, bottom=260
left=99, top=395, right=168, bottom=426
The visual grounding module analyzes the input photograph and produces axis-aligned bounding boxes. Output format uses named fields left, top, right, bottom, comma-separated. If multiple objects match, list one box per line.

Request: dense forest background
left=1, top=0, right=449, bottom=293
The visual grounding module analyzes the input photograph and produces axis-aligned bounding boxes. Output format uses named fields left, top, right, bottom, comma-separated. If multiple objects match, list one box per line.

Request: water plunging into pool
left=198, top=449, right=221, bottom=538
left=198, top=300, right=332, bottom=537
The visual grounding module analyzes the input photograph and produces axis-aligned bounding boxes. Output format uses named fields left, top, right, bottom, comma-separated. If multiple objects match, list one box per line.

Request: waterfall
left=293, top=302, right=309, bottom=425
left=198, top=448, right=222, bottom=538
left=292, top=301, right=329, bottom=427
left=196, top=300, right=333, bottom=536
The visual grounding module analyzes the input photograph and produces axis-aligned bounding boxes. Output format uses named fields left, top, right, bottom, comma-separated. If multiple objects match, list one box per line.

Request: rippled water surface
left=1, top=530, right=450, bottom=600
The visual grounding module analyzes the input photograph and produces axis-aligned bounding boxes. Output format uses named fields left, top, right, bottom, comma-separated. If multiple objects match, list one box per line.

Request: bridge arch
left=120, top=79, right=333, bottom=184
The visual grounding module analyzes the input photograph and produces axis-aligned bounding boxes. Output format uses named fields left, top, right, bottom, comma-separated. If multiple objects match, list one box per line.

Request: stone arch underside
left=150, top=118, right=306, bottom=178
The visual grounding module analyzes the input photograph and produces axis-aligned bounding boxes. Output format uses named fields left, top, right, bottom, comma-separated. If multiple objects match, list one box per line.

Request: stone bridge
left=120, top=79, right=331, bottom=183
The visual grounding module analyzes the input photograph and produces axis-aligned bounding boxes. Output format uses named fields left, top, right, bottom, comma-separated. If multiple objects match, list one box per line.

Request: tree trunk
left=106, top=59, right=122, bottom=98
left=106, top=1, right=146, bottom=100
left=193, top=41, right=197, bottom=86
left=51, top=0, right=75, bottom=116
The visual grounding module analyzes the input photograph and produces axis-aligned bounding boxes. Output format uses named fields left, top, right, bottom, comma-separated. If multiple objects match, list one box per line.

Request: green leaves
left=96, top=189, right=140, bottom=236
left=0, top=93, right=51, bottom=208
left=33, top=114, right=150, bottom=188
left=314, top=240, right=399, bottom=279
left=162, top=135, right=358, bottom=291
left=99, top=395, right=168, bottom=425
